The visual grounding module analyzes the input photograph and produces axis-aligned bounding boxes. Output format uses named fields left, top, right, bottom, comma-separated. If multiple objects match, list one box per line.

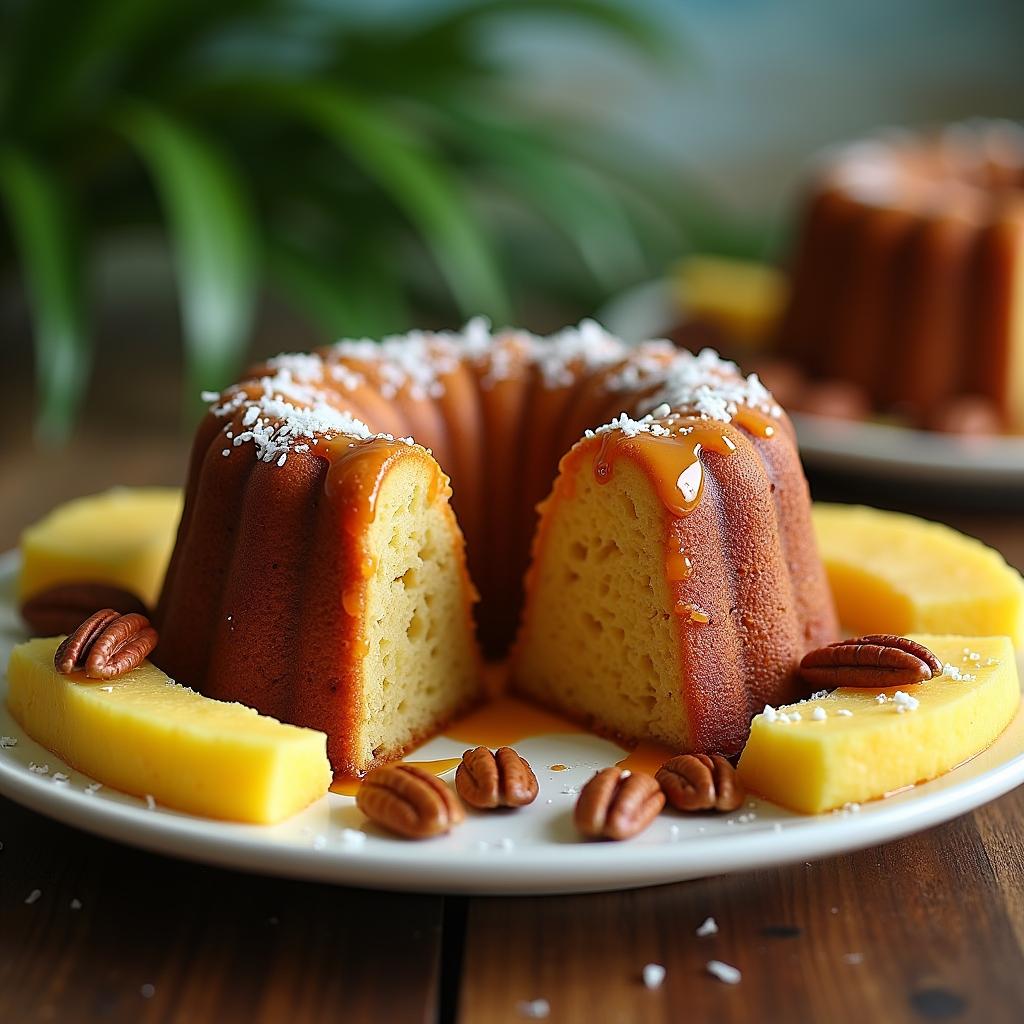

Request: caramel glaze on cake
left=778, top=120, right=1024, bottom=432
left=156, top=320, right=838, bottom=775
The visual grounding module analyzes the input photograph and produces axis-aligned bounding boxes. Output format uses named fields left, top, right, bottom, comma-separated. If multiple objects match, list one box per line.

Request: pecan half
left=356, top=764, right=465, bottom=839
left=800, top=634, right=942, bottom=689
left=54, top=610, right=158, bottom=680
left=657, top=754, right=744, bottom=812
left=574, top=767, right=665, bottom=841
left=21, top=583, right=148, bottom=637
left=456, top=746, right=539, bottom=810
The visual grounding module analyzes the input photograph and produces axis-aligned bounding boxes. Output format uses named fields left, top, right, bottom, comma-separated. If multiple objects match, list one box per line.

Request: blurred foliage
left=0, top=0, right=751, bottom=439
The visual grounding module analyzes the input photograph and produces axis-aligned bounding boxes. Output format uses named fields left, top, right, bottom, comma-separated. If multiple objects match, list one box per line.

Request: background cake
left=777, top=120, right=1024, bottom=433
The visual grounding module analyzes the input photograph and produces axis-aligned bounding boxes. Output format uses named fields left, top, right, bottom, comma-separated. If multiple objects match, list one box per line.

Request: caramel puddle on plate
left=330, top=695, right=584, bottom=796
left=615, top=740, right=678, bottom=776
left=331, top=757, right=463, bottom=797
left=444, top=694, right=585, bottom=748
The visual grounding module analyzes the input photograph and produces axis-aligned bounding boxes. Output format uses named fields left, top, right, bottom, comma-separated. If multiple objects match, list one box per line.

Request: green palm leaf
left=440, top=106, right=648, bottom=287
left=265, top=237, right=408, bottom=340
left=116, top=102, right=259, bottom=408
left=400, top=0, right=673, bottom=62
left=0, top=146, right=88, bottom=441
left=252, top=80, right=509, bottom=323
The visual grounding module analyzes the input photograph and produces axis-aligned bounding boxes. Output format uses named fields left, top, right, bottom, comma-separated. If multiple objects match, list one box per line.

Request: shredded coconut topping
left=584, top=412, right=672, bottom=440
left=208, top=369, right=411, bottom=465
left=640, top=348, right=781, bottom=423
left=264, top=352, right=329, bottom=384
left=892, top=690, right=920, bottom=713
left=204, top=319, right=779, bottom=462
left=942, top=662, right=976, bottom=682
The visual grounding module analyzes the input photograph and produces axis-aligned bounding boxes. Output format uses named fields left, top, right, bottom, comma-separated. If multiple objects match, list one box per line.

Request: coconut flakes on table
left=706, top=959, right=741, bottom=985
left=642, top=963, right=666, bottom=989
left=517, top=998, right=550, bottom=1019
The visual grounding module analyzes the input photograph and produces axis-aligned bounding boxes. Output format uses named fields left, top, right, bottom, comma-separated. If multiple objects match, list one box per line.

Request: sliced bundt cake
left=156, top=321, right=837, bottom=775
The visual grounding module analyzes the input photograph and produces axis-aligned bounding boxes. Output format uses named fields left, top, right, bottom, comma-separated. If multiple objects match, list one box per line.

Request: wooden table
left=2, top=432, right=1024, bottom=1024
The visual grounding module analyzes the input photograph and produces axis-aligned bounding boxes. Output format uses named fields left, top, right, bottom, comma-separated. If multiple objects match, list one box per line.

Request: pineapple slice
left=737, top=635, right=1019, bottom=813
left=7, top=637, right=330, bottom=823
left=813, top=504, right=1024, bottom=647
left=672, top=255, right=786, bottom=345
left=18, top=487, right=183, bottom=609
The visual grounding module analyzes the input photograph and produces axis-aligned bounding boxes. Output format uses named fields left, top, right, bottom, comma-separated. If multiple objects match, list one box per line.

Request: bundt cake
left=778, top=120, right=1024, bottom=433
left=156, top=321, right=837, bottom=775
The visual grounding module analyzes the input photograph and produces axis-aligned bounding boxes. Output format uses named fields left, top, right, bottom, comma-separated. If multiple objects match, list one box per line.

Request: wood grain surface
left=2, top=430, right=1023, bottom=1023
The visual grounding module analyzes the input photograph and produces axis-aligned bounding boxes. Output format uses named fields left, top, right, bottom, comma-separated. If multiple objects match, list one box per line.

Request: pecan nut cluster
left=800, top=633, right=942, bottom=689
left=53, top=609, right=158, bottom=680
left=574, top=767, right=665, bottom=840
left=455, top=745, right=539, bottom=809
left=356, top=763, right=465, bottom=839
left=656, top=753, right=744, bottom=813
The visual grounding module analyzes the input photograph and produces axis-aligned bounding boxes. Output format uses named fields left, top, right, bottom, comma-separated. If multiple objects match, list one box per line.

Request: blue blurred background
left=2, top=0, right=1022, bottom=443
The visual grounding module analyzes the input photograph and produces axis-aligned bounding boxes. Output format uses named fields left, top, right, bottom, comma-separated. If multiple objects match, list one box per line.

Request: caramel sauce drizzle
left=324, top=436, right=446, bottom=532
left=330, top=699, right=686, bottom=797
left=593, top=425, right=740, bottom=518
left=733, top=406, right=777, bottom=439
left=322, top=434, right=451, bottom=621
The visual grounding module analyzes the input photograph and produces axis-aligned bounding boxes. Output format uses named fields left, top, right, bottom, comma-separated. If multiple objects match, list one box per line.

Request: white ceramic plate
left=601, top=280, right=1024, bottom=489
left=2, top=550, right=1023, bottom=895
left=791, top=413, right=1024, bottom=487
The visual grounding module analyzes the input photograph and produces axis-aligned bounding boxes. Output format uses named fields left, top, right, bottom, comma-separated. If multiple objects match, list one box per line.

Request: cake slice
left=344, top=447, right=482, bottom=774
left=512, top=406, right=834, bottom=756
left=513, top=444, right=692, bottom=751
left=157, top=429, right=481, bottom=779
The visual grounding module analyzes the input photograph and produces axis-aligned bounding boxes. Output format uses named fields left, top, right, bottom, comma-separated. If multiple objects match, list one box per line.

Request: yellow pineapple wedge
left=7, top=637, right=331, bottom=824
left=738, top=635, right=1020, bottom=813
left=813, top=504, right=1024, bottom=647
left=18, top=487, right=183, bottom=610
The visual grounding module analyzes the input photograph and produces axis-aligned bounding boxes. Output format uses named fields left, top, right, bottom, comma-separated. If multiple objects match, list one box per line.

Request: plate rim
left=2, top=548, right=1023, bottom=895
